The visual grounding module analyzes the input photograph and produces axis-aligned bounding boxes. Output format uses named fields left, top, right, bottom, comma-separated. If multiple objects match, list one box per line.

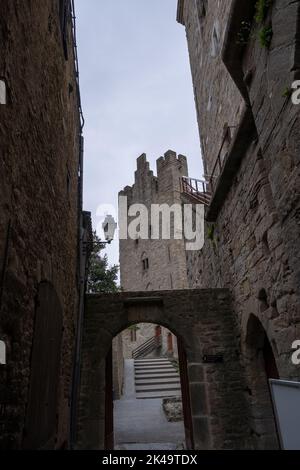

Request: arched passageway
left=243, top=314, right=280, bottom=449
left=111, top=323, right=190, bottom=450
left=76, top=289, right=253, bottom=450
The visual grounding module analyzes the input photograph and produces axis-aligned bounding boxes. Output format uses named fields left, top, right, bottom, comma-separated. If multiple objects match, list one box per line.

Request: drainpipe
left=69, top=136, right=85, bottom=449
left=69, top=0, right=86, bottom=449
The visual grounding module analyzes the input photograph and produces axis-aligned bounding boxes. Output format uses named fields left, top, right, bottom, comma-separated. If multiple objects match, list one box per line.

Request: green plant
left=87, top=231, right=120, bottom=293
left=255, top=0, right=272, bottom=24
left=259, top=26, right=273, bottom=48
left=127, top=325, right=140, bottom=331
left=282, top=87, right=292, bottom=98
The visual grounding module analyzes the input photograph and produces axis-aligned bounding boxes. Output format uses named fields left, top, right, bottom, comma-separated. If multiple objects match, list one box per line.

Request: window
left=142, top=258, right=149, bottom=270
left=0, top=340, right=6, bottom=365
left=211, top=23, right=221, bottom=58
left=207, top=94, right=212, bottom=111
left=168, top=246, right=171, bottom=262
left=59, top=0, right=69, bottom=60
left=130, top=329, right=137, bottom=342
left=66, top=168, right=71, bottom=200
left=0, top=79, right=7, bottom=104
left=196, top=0, right=207, bottom=19
left=220, top=125, right=232, bottom=163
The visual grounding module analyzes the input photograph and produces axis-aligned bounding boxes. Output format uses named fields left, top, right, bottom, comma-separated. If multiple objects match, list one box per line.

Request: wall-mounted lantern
left=102, top=215, right=117, bottom=244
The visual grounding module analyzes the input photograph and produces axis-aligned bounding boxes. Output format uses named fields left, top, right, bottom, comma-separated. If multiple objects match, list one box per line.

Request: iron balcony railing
left=180, top=126, right=237, bottom=207
left=132, top=335, right=162, bottom=359
left=180, top=177, right=212, bottom=206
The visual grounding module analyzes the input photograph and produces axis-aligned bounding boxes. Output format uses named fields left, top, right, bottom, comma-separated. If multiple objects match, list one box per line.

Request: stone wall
left=0, top=0, right=82, bottom=449
left=178, top=0, right=300, bottom=448
left=77, top=290, right=253, bottom=450
left=179, top=0, right=244, bottom=176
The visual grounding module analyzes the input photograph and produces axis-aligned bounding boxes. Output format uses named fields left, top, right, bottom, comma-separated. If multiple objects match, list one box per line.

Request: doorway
left=22, top=282, right=63, bottom=449
left=107, top=323, right=194, bottom=450
left=244, top=314, right=280, bottom=449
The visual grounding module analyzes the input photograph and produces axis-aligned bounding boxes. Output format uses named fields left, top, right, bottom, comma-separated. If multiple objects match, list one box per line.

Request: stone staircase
left=134, top=358, right=181, bottom=399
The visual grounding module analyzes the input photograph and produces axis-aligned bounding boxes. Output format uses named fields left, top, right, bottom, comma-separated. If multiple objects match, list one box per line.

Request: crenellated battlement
left=119, top=150, right=189, bottom=197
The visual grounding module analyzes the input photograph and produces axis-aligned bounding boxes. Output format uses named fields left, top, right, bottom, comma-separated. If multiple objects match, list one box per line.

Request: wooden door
left=177, top=336, right=194, bottom=449
left=105, top=347, right=114, bottom=449
left=23, top=282, right=63, bottom=449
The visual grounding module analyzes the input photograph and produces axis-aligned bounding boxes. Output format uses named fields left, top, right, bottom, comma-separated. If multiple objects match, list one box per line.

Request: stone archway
left=242, top=313, right=280, bottom=449
left=76, top=289, right=252, bottom=450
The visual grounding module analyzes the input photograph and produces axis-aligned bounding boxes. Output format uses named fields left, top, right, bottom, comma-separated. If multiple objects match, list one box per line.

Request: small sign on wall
left=202, top=354, right=223, bottom=364
left=269, top=379, right=300, bottom=450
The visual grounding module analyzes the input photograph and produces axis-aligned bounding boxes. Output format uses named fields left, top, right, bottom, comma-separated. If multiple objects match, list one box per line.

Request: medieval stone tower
left=115, top=150, right=189, bottom=375
left=119, top=150, right=189, bottom=292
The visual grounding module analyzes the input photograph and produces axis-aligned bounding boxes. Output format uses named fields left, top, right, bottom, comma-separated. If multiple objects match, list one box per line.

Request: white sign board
left=269, top=379, right=300, bottom=450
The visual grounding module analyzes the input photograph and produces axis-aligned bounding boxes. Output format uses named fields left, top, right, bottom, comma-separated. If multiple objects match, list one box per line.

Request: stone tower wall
left=117, top=151, right=188, bottom=377
left=119, top=150, right=189, bottom=292
left=178, top=0, right=300, bottom=448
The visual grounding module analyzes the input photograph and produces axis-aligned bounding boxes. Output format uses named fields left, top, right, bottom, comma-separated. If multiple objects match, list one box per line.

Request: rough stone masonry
left=0, top=1, right=84, bottom=449
left=177, top=0, right=300, bottom=449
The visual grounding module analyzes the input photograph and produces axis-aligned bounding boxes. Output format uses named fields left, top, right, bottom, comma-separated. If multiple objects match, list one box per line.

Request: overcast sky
left=76, top=0, right=203, bottom=268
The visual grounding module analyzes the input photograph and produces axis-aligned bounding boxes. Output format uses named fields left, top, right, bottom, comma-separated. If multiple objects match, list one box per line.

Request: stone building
left=0, top=1, right=89, bottom=449
left=177, top=0, right=300, bottom=448
left=113, top=151, right=189, bottom=396
left=119, top=151, right=189, bottom=293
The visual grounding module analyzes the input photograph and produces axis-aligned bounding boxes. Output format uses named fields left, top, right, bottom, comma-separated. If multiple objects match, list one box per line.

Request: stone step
left=135, top=368, right=177, bottom=373
left=135, top=378, right=180, bottom=386
left=134, top=361, right=171, bottom=366
left=135, top=373, right=180, bottom=380
left=134, top=358, right=181, bottom=398
left=135, top=358, right=170, bottom=363
left=136, top=383, right=181, bottom=393
left=135, top=365, right=175, bottom=371
left=135, top=370, right=176, bottom=376
left=136, top=390, right=182, bottom=399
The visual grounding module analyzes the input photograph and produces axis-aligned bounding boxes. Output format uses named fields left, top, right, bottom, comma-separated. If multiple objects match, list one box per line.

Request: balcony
left=180, top=177, right=211, bottom=206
